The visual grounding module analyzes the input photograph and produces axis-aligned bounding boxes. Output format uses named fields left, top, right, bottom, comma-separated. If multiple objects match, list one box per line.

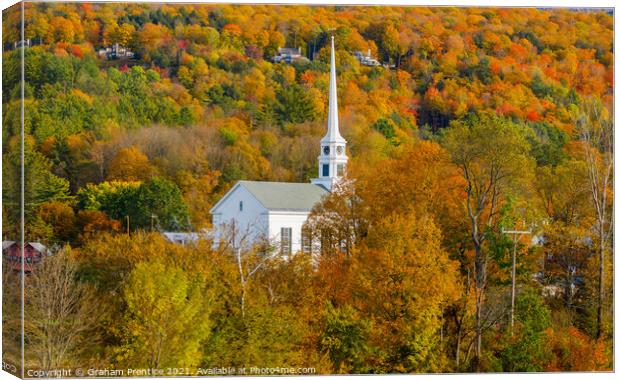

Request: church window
left=337, top=146, right=344, bottom=155
left=302, top=226, right=312, bottom=254
left=239, top=201, right=243, bottom=211
left=323, top=146, right=330, bottom=155
left=337, top=164, right=344, bottom=176
left=322, top=164, right=329, bottom=177
left=281, top=227, right=292, bottom=256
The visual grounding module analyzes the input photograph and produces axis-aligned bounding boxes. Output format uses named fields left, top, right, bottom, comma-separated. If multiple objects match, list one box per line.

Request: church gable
left=210, top=182, right=266, bottom=215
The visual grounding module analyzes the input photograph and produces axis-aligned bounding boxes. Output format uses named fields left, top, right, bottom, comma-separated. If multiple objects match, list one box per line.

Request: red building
left=2, top=241, right=47, bottom=272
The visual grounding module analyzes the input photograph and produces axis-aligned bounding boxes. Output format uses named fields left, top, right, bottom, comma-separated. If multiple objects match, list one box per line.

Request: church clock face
left=336, top=146, right=344, bottom=155
left=323, top=146, right=330, bottom=155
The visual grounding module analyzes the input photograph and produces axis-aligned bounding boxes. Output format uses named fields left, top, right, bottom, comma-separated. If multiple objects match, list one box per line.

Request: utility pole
left=502, top=228, right=531, bottom=328
left=126, top=215, right=130, bottom=235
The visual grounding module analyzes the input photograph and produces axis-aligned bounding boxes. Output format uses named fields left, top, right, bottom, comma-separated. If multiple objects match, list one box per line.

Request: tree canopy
left=1, top=2, right=613, bottom=375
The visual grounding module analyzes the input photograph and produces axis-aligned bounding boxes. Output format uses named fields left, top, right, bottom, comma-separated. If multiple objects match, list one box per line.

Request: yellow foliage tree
left=107, top=146, right=154, bottom=181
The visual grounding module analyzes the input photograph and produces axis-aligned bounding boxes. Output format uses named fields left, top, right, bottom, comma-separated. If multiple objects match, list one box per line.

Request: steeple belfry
left=311, top=36, right=348, bottom=192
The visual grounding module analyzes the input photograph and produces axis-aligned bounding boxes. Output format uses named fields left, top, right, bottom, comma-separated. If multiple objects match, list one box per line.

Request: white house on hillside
left=272, top=47, right=310, bottom=64
left=210, top=36, right=348, bottom=255
left=354, top=49, right=380, bottom=66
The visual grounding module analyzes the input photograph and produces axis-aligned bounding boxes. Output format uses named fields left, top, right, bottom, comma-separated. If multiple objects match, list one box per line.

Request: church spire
left=311, top=36, right=348, bottom=192
left=322, top=36, right=346, bottom=144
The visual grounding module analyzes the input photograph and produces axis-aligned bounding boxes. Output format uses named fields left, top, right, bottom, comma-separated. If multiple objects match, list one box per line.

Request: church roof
left=240, top=181, right=329, bottom=211
left=212, top=180, right=329, bottom=212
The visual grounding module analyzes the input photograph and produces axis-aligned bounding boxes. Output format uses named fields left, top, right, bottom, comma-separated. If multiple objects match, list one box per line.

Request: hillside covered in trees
left=2, top=2, right=614, bottom=374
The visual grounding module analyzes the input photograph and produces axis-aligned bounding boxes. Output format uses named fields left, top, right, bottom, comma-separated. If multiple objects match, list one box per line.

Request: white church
left=210, top=36, right=347, bottom=254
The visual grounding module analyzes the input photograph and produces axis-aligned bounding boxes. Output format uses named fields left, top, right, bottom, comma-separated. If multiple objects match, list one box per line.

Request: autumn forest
left=1, top=2, right=614, bottom=374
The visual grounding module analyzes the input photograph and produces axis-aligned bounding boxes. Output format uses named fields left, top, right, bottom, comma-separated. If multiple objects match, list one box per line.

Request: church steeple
left=323, top=36, right=346, bottom=145
left=311, top=36, right=348, bottom=192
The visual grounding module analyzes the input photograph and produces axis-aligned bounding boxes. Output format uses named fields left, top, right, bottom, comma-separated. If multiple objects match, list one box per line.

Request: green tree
left=442, top=113, right=534, bottom=369
left=77, top=178, right=190, bottom=231
left=370, top=117, right=396, bottom=139
left=2, top=137, right=71, bottom=232
left=77, top=181, right=140, bottom=212
left=116, top=260, right=213, bottom=368
left=276, top=84, right=317, bottom=124
left=497, top=288, right=551, bottom=372
left=320, top=303, right=371, bottom=373
left=129, top=177, right=191, bottom=231
left=526, top=122, right=568, bottom=166
left=35, top=85, right=93, bottom=141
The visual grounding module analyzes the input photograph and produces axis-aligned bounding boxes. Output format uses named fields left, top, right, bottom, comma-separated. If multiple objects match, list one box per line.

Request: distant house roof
left=2, top=241, right=47, bottom=253
left=272, top=47, right=309, bottom=64
left=212, top=181, right=329, bottom=213
left=278, top=47, right=301, bottom=56
left=29, top=242, right=47, bottom=253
